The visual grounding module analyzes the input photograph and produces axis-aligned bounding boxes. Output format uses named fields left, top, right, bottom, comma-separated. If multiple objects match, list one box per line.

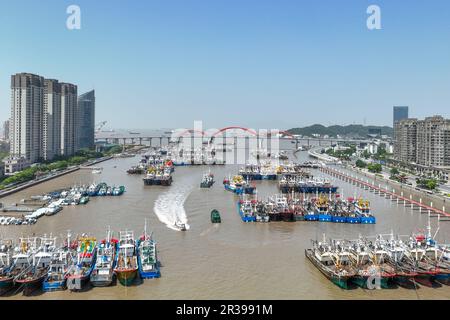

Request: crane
left=95, top=121, right=107, bottom=133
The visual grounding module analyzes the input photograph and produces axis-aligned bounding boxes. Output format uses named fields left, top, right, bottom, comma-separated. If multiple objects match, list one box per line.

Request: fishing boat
left=237, top=200, right=256, bottom=222
left=0, top=239, right=14, bottom=295
left=305, top=238, right=355, bottom=289
left=137, top=221, right=161, bottom=279
left=65, top=236, right=97, bottom=291
left=90, top=228, right=118, bottom=287
left=15, top=236, right=56, bottom=296
left=112, top=186, right=126, bottom=196
left=349, top=239, right=391, bottom=289
left=354, top=199, right=376, bottom=224
left=42, top=234, right=73, bottom=292
left=200, top=172, right=215, bottom=188
left=211, top=209, right=221, bottom=223
left=114, top=231, right=138, bottom=286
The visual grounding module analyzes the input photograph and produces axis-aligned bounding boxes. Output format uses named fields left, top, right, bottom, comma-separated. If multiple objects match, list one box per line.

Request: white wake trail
left=153, top=184, right=192, bottom=231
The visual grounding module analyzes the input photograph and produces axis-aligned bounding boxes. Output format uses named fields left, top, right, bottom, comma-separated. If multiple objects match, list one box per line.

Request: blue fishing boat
left=43, top=233, right=73, bottom=292
left=354, top=199, right=376, bottom=224
left=237, top=201, right=257, bottom=222
left=90, top=228, right=118, bottom=287
left=137, top=220, right=161, bottom=279
left=65, top=236, right=97, bottom=291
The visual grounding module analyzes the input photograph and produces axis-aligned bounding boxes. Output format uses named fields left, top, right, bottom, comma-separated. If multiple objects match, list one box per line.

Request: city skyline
left=1, top=1, right=450, bottom=129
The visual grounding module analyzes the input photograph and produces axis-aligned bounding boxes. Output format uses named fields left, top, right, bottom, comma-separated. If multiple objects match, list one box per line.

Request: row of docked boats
left=3, top=183, right=126, bottom=227
left=238, top=162, right=314, bottom=181
left=223, top=175, right=256, bottom=195
left=306, top=225, right=450, bottom=289
left=143, top=165, right=173, bottom=186
left=278, top=176, right=338, bottom=194
left=236, top=194, right=376, bottom=224
left=0, top=222, right=160, bottom=296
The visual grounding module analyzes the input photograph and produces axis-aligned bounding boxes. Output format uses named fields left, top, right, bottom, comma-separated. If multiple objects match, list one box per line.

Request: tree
left=390, top=168, right=399, bottom=176
left=356, top=159, right=367, bottom=168
left=367, top=163, right=382, bottom=173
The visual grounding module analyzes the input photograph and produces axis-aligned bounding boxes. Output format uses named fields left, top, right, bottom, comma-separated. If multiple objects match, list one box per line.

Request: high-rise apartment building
left=393, top=106, right=409, bottom=127
left=9, top=73, right=90, bottom=170
left=2, top=120, right=10, bottom=141
left=60, top=83, right=78, bottom=156
left=394, top=115, right=450, bottom=167
left=43, top=79, right=62, bottom=160
left=77, top=90, right=95, bottom=150
left=394, top=118, right=417, bottom=164
left=416, top=116, right=450, bottom=167
left=10, top=73, right=44, bottom=163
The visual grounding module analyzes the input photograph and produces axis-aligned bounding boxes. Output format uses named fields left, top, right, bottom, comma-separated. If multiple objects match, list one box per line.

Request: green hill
left=287, top=124, right=393, bottom=138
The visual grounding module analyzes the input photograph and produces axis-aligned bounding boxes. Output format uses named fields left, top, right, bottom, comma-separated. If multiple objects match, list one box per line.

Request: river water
left=1, top=144, right=450, bottom=300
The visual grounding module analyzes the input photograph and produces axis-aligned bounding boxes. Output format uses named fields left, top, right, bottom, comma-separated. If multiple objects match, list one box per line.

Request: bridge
left=94, top=126, right=371, bottom=149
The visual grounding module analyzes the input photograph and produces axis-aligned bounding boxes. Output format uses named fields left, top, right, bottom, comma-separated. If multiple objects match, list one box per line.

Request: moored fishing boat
left=114, top=231, right=138, bottom=286
left=305, top=238, right=355, bottom=289
left=42, top=234, right=73, bottom=292
left=90, top=228, right=118, bottom=287
left=0, top=239, right=14, bottom=295
left=15, top=236, right=55, bottom=296
left=65, top=235, right=97, bottom=291
left=137, top=221, right=161, bottom=279
left=112, top=186, right=126, bottom=196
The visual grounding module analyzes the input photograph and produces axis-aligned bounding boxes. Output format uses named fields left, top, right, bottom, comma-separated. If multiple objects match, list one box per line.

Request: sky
left=0, top=0, right=449, bottom=130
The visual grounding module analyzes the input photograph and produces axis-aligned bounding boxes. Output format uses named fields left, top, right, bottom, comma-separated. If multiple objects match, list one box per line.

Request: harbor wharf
left=0, top=156, right=113, bottom=199
left=320, top=166, right=450, bottom=219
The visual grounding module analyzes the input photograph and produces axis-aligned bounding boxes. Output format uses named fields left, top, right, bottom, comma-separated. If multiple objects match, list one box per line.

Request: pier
left=320, top=166, right=450, bottom=219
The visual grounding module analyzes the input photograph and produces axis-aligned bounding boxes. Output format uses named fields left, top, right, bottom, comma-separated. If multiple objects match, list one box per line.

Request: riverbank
left=0, top=156, right=113, bottom=199
left=308, top=147, right=340, bottom=163
left=329, top=163, right=450, bottom=216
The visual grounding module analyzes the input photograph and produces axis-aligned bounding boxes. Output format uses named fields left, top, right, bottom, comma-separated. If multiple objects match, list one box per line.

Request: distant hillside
left=287, top=124, right=393, bottom=138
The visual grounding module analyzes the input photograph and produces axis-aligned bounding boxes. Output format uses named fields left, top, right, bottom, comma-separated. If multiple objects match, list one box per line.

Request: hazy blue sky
left=1, top=0, right=449, bottom=130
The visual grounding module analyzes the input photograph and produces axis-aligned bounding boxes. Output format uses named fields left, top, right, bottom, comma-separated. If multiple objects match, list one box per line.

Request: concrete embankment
left=308, top=147, right=339, bottom=163
left=0, top=156, right=113, bottom=199
left=321, top=165, right=450, bottom=219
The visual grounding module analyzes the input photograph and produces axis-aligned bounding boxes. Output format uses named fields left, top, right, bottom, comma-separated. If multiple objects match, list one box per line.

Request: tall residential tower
left=10, top=73, right=44, bottom=163
left=77, top=90, right=96, bottom=150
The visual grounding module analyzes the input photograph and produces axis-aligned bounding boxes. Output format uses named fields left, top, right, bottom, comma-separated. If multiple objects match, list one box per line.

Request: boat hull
left=42, top=278, right=67, bottom=292
left=15, top=273, right=47, bottom=296
left=0, top=276, right=15, bottom=295
left=115, top=269, right=138, bottom=286
left=305, top=249, right=351, bottom=289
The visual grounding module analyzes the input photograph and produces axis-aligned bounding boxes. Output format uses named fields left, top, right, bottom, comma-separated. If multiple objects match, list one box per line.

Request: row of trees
left=0, top=145, right=122, bottom=190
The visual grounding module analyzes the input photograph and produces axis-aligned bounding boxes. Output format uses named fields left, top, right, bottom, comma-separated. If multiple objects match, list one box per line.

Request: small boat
left=92, top=168, right=102, bottom=174
left=90, top=228, right=118, bottom=287
left=79, top=196, right=90, bottom=205
left=65, top=236, right=97, bottom=291
left=114, top=231, right=138, bottom=286
left=200, top=172, right=215, bottom=188
left=211, top=210, right=221, bottom=223
left=137, top=221, right=161, bottom=279
left=174, top=220, right=187, bottom=231
left=112, top=186, right=126, bottom=196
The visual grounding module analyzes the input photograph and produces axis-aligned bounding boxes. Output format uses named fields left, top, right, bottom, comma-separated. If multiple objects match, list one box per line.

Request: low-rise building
left=3, top=156, right=30, bottom=175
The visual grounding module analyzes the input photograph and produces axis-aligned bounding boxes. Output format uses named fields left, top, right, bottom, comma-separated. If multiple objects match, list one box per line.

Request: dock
left=320, top=166, right=450, bottom=218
